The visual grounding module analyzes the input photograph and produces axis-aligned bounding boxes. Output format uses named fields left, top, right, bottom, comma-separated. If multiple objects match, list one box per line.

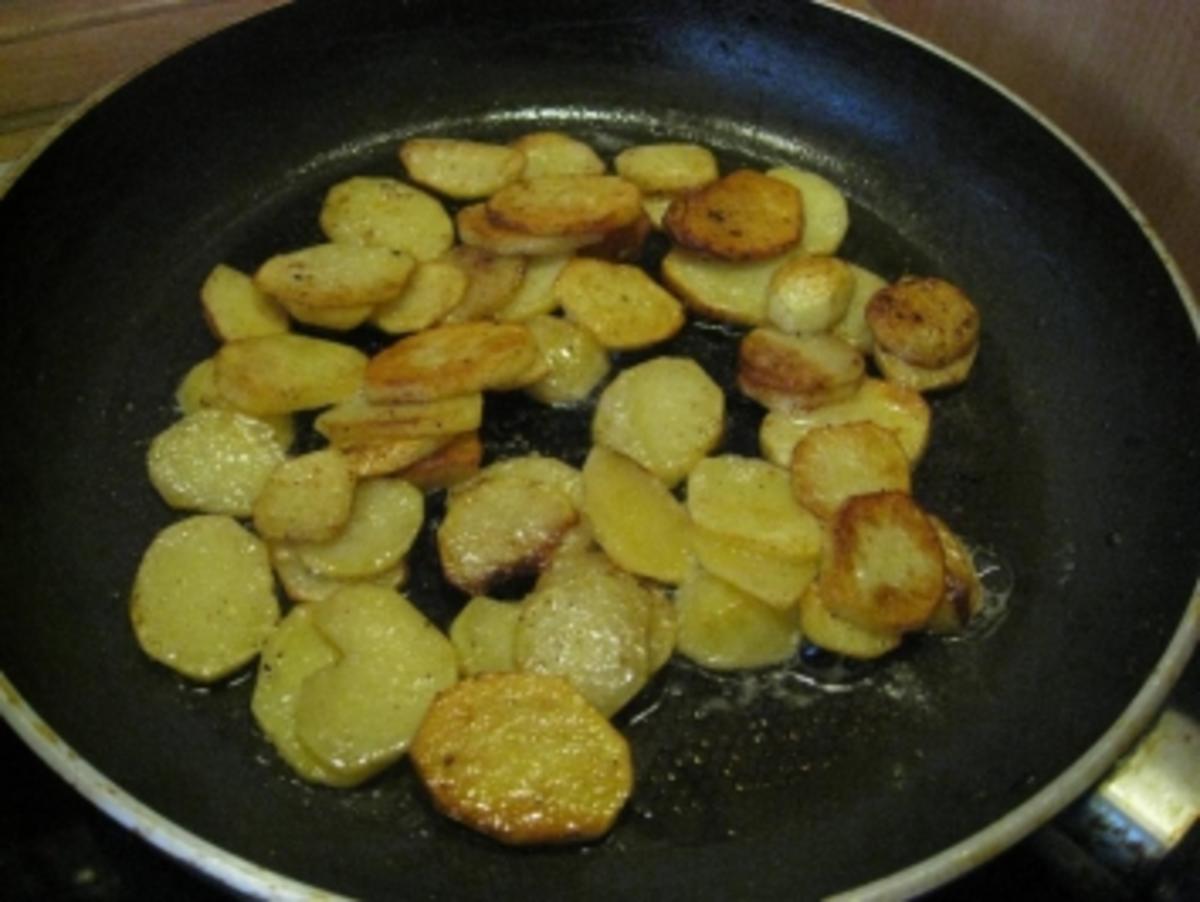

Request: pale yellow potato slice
left=296, top=586, right=458, bottom=785
left=319, top=176, right=454, bottom=262
left=758, top=377, right=931, bottom=467
left=400, top=137, right=525, bottom=199
left=366, top=321, right=539, bottom=403
left=645, top=588, right=678, bottom=673
left=613, top=143, right=718, bottom=194
left=252, top=448, right=356, bottom=543
left=340, top=435, right=454, bottom=479
left=690, top=526, right=817, bottom=610
left=476, top=455, right=585, bottom=509
left=790, top=421, right=912, bottom=520
left=440, top=245, right=528, bottom=323
left=131, top=515, right=279, bottom=682
left=456, top=203, right=603, bottom=257
left=797, top=583, right=901, bottom=659
left=254, top=243, right=414, bottom=314
left=833, top=263, right=887, bottom=352
left=675, top=567, right=801, bottom=671
left=277, top=300, right=376, bottom=331
left=370, top=260, right=468, bottom=334
left=397, top=432, right=484, bottom=491
left=641, top=195, right=673, bottom=229
left=294, top=478, right=424, bottom=579
left=660, top=246, right=802, bottom=325
left=664, top=169, right=802, bottom=261
left=765, top=167, right=851, bottom=255
left=250, top=605, right=347, bottom=785
left=269, top=543, right=406, bottom=605
left=313, top=393, right=483, bottom=446
left=173, top=358, right=296, bottom=450
left=495, top=254, right=570, bottom=322
left=214, top=334, right=367, bottom=416
left=685, top=455, right=822, bottom=561
left=524, top=314, right=611, bottom=406
left=766, top=255, right=855, bottom=334
left=200, top=263, right=288, bottom=341
left=926, top=516, right=984, bottom=634
left=511, top=131, right=606, bottom=178
left=486, top=174, right=642, bottom=236
left=581, top=446, right=692, bottom=584
left=592, top=356, right=724, bottom=486
left=737, top=328, right=865, bottom=412
left=555, top=257, right=684, bottom=350
left=874, top=341, right=980, bottom=393
left=410, top=672, right=632, bottom=844
left=449, top=596, right=522, bottom=676
left=867, top=276, right=981, bottom=368
left=147, top=409, right=285, bottom=516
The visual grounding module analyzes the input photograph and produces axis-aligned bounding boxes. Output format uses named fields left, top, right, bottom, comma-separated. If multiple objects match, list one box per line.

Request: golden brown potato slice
left=613, top=143, right=718, bottom=194
left=486, top=174, right=642, bottom=237
left=252, top=448, right=356, bottom=543
left=254, top=243, right=414, bottom=315
left=833, top=263, right=887, bottom=353
left=478, top=455, right=584, bottom=509
left=874, top=341, right=980, bottom=393
left=524, top=314, right=611, bottom=406
left=294, top=478, right=424, bottom=579
left=555, top=257, right=684, bottom=350
left=660, top=246, right=802, bottom=326
left=398, top=431, right=484, bottom=491
left=866, top=276, right=981, bottom=368
left=820, top=491, right=945, bottom=633
left=214, top=334, right=367, bottom=416
left=738, top=328, right=865, bottom=412
left=455, top=203, right=602, bottom=257
left=449, top=596, right=522, bottom=676
left=365, top=321, right=539, bottom=403
left=592, top=356, right=724, bottom=486
left=765, top=167, right=851, bottom=255
left=270, top=543, right=406, bottom=605
left=494, top=254, right=570, bottom=321
left=410, top=672, right=632, bottom=844
left=581, top=446, right=693, bottom=585
left=399, top=137, right=525, bottom=199
left=664, top=169, right=802, bottom=261
left=200, top=264, right=288, bottom=341
left=314, top=393, right=483, bottom=446
left=340, top=435, right=454, bottom=479
left=690, top=526, right=817, bottom=610
left=320, top=176, right=454, bottom=262
left=926, top=516, right=984, bottom=634
left=790, top=421, right=912, bottom=520
left=370, top=260, right=468, bottom=334
left=147, top=409, right=285, bottom=516
left=131, top=515, right=279, bottom=682
left=510, top=131, right=606, bottom=178
left=439, top=245, right=528, bottom=323
left=766, top=255, right=855, bottom=334
left=797, top=583, right=901, bottom=659
left=759, top=377, right=931, bottom=468
left=675, top=567, right=801, bottom=671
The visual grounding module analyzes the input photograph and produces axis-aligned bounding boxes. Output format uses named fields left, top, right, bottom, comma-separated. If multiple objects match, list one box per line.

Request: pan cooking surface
left=1, top=2, right=1197, bottom=898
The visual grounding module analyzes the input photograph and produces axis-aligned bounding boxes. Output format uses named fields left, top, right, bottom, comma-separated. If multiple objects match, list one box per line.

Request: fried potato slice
left=765, top=167, right=850, bottom=255
left=738, top=328, right=865, bottom=412
left=456, top=202, right=602, bottom=257
left=252, top=448, right=356, bottom=543
left=797, top=582, right=901, bottom=660
left=759, top=377, right=931, bottom=468
left=173, top=358, right=296, bottom=450
left=478, top=454, right=584, bottom=509
left=555, top=257, right=684, bottom=350
left=400, top=137, right=525, bottom=199
left=314, top=393, right=483, bottom=446
left=278, top=300, right=376, bottom=331
left=614, top=142, right=718, bottom=195
left=296, top=586, right=458, bottom=785
left=200, top=264, right=288, bottom=341
left=370, top=260, right=468, bottom=334
left=510, top=131, right=606, bottom=178
left=524, top=314, right=611, bottom=406
left=833, top=263, right=887, bottom=352
left=270, top=543, right=406, bottom=605
left=874, top=341, right=980, bottom=393
left=766, top=255, right=855, bottom=334
left=439, top=245, right=528, bottom=323
left=214, top=334, right=367, bottom=416
left=411, top=672, right=633, bottom=844
left=790, top=421, right=911, bottom=520
left=664, top=169, right=802, bottom=261
left=641, top=195, right=673, bottom=229
left=685, top=455, right=822, bottom=561
left=820, top=491, right=945, bottom=633
left=495, top=254, right=570, bottom=321
left=294, top=478, right=424, bottom=579
left=147, top=409, right=285, bottom=516
left=592, top=356, right=724, bottom=486
left=926, top=516, right=984, bottom=634
left=581, top=446, right=693, bottom=585
left=690, top=527, right=817, bottom=610
left=449, top=596, right=522, bottom=676
left=131, top=515, right=279, bottom=682
left=866, top=276, right=981, bottom=368
left=660, top=246, right=802, bottom=325
left=398, top=431, right=483, bottom=491
left=675, top=567, right=801, bottom=671
left=340, top=435, right=454, bottom=479
left=254, top=243, right=414, bottom=314
left=319, top=176, right=454, bottom=262
left=487, top=174, right=642, bottom=237
left=365, top=321, right=539, bottom=403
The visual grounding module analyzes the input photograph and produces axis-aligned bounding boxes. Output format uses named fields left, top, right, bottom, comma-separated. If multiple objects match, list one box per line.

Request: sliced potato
left=614, top=143, right=718, bottom=195
left=765, top=167, right=850, bottom=255
left=252, top=448, right=356, bottom=543
left=476, top=455, right=584, bottom=510
left=766, top=255, right=855, bottom=334
left=690, top=526, right=817, bottom=610
left=449, top=596, right=522, bottom=676
left=254, top=243, right=414, bottom=313
left=370, top=260, right=468, bottom=334
left=200, top=263, right=288, bottom=341
left=592, top=356, right=724, bottom=486
left=173, top=358, right=296, bottom=450
left=296, top=586, right=458, bottom=785
left=581, top=446, right=693, bottom=585
left=294, top=478, right=424, bottom=579
left=510, top=131, right=606, bottom=178
left=398, top=431, right=484, bottom=491
left=277, top=300, right=376, bottom=331
left=660, top=245, right=801, bottom=325
left=365, top=321, right=539, bottom=403
left=440, top=245, right=528, bottom=323
left=400, top=137, right=525, bottom=199
left=486, top=174, right=642, bottom=237
left=645, top=588, right=678, bottom=673
left=833, top=263, right=887, bottom=352
left=820, top=491, right=945, bottom=633
left=410, top=672, right=632, bottom=844
left=214, top=334, right=367, bottom=416
left=675, top=567, right=801, bottom=670
left=319, top=176, right=454, bottom=262
left=495, top=254, right=571, bottom=322
left=340, top=435, right=454, bottom=479
left=685, top=455, right=822, bottom=561
left=456, top=202, right=602, bottom=257
left=270, top=542, right=406, bottom=605
left=797, top=582, right=901, bottom=659
left=926, top=516, right=984, bottom=634
left=579, top=209, right=653, bottom=263
left=874, top=341, right=980, bottom=393
left=790, top=421, right=911, bottom=520
left=641, top=195, right=673, bottom=229
left=147, top=409, right=285, bottom=516
left=130, top=515, right=279, bottom=682
left=664, top=169, right=802, bottom=261
left=738, top=328, right=865, bottom=412
left=524, top=314, right=611, bottom=406
left=314, top=393, right=483, bottom=446
left=866, top=276, right=981, bottom=368
left=555, top=257, right=684, bottom=350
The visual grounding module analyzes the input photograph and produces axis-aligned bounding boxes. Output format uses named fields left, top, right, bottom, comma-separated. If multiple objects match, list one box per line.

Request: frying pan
left=1, top=1, right=1197, bottom=898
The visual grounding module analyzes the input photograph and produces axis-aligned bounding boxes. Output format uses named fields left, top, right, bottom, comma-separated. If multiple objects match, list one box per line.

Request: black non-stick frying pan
left=2, top=1, right=1197, bottom=899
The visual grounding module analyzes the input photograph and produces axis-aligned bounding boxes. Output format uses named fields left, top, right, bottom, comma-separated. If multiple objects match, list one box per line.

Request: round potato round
left=865, top=276, right=981, bottom=368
